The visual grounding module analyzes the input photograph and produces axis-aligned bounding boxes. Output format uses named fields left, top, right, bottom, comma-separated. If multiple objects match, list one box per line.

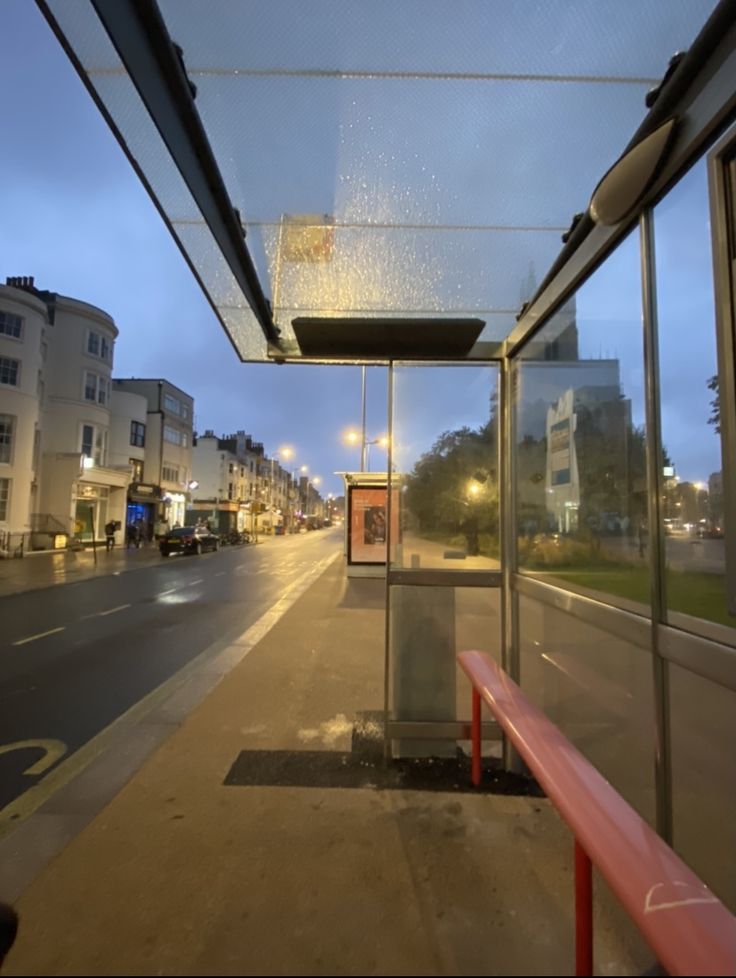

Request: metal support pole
left=574, top=839, right=593, bottom=977
left=383, top=363, right=394, bottom=762
left=640, top=209, right=672, bottom=844
left=89, top=505, right=97, bottom=565
left=500, top=356, right=521, bottom=771
left=360, top=365, right=367, bottom=472
left=471, top=687, right=482, bottom=787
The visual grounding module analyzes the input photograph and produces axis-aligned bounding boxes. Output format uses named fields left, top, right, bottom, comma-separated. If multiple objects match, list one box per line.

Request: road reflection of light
left=156, top=591, right=190, bottom=605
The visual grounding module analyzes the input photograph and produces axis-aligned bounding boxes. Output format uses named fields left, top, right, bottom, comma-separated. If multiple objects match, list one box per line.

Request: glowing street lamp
left=344, top=430, right=389, bottom=472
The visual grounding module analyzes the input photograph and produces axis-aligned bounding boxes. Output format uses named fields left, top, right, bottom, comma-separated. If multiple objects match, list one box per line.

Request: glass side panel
left=653, top=157, right=735, bottom=644
left=518, top=592, right=656, bottom=823
left=391, top=364, right=500, bottom=571
left=514, top=231, right=649, bottom=610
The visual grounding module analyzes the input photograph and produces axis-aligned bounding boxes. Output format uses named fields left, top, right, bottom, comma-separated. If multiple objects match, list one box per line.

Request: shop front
left=163, top=491, right=187, bottom=529
left=126, top=482, right=161, bottom=543
left=74, top=484, right=110, bottom=543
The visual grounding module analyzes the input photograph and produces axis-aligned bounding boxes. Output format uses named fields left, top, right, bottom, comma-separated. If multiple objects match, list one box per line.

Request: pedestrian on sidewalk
left=104, top=519, right=116, bottom=552
left=126, top=522, right=139, bottom=549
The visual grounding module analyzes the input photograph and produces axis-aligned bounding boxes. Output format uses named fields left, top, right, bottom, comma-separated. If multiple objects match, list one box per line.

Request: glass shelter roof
left=39, top=0, right=719, bottom=361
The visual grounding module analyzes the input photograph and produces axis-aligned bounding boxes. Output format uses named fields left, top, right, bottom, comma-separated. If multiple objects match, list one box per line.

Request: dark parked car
left=160, top=525, right=220, bottom=557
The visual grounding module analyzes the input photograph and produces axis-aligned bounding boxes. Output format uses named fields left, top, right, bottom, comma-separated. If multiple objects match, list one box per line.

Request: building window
left=84, top=371, right=109, bottom=405
left=130, top=420, right=146, bottom=448
left=0, top=478, right=9, bottom=521
left=81, top=424, right=106, bottom=465
left=163, top=425, right=184, bottom=445
left=81, top=424, right=94, bottom=458
left=181, top=405, right=189, bottom=421
left=0, top=415, right=14, bottom=464
left=0, top=357, right=20, bottom=387
left=163, top=393, right=181, bottom=415
left=0, top=311, right=23, bottom=340
left=162, top=463, right=179, bottom=483
left=86, top=330, right=110, bottom=361
left=130, top=458, right=144, bottom=482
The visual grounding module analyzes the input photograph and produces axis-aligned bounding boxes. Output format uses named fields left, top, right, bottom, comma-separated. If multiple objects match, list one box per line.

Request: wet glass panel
left=515, top=231, right=649, bottom=609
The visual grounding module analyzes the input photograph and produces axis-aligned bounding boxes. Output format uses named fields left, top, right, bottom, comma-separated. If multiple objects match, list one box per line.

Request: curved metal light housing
left=590, top=117, right=678, bottom=226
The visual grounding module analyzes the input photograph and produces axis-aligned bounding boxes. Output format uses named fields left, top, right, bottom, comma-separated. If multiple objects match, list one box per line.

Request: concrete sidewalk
left=0, top=558, right=650, bottom=976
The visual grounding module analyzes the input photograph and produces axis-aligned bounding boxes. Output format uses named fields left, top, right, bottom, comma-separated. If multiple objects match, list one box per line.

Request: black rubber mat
left=224, top=746, right=541, bottom=796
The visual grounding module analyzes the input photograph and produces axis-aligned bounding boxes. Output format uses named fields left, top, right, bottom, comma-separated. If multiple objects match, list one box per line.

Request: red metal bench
left=457, top=649, right=736, bottom=977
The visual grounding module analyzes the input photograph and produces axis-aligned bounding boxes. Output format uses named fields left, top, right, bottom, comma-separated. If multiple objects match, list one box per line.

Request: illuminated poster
left=349, top=487, right=388, bottom=563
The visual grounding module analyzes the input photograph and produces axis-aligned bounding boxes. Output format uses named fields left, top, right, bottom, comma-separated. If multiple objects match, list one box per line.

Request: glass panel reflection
left=515, top=231, right=649, bottom=609
left=391, top=364, right=500, bottom=570
left=653, top=158, right=734, bottom=643
left=518, top=594, right=656, bottom=823
left=669, top=660, right=736, bottom=911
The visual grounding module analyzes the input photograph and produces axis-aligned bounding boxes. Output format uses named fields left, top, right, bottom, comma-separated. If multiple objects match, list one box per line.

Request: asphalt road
left=0, top=529, right=341, bottom=812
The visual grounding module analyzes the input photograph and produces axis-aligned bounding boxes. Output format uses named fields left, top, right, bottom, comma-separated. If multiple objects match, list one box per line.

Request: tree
left=403, top=424, right=499, bottom=552
left=707, top=374, right=721, bottom=434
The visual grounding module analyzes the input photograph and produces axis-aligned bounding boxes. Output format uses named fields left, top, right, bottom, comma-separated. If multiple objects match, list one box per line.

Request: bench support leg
left=575, top=838, right=593, bottom=976
left=471, top=687, right=481, bottom=787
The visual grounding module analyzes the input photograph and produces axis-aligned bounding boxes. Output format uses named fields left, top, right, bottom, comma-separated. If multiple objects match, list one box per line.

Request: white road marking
left=188, top=578, right=204, bottom=586
left=0, top=739, right=67, bottom=775
left=97, top=604, right=131, bottom=617
left=215, top=571, right=226, bottom=577
left=0, top=549, right=340, bottom=834
left=156, top=588, right=176, bottom=597
left=12, top=627, right=65, bottom=646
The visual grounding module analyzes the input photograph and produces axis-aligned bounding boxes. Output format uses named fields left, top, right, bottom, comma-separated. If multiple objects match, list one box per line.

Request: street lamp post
left=360, top=364, right=367, bottom=472
left=268, top=447, right=293, bottom=533
left=299, top=464, right=309, bottom=517
left=344, top=430, right=388, bottom=472
left=365, top=436, right=389, bottom=472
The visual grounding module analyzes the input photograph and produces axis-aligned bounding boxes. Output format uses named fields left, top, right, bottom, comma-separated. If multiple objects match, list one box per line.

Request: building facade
left=40, top=288, right=128, bottom=544
left=0, top=280, right=47, bottom=548
left=190, top=431, right=251, bottom=534
left=113, top=379, right=194, bottom=532
left=0, top=277, right=132, bottom=549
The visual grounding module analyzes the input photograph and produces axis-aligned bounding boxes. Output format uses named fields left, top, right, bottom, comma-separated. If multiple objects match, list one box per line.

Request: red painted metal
left=458, top=649, right=736, bottom=977
left=575, top=839, right=593, bottom=976
left=471, top=686, right=482, bottom=787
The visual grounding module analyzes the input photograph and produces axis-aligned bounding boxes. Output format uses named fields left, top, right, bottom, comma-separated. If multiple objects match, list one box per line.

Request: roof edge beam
left=90, top=0, right=280, bottom=349
left=506, top=0, right=736, bottom=356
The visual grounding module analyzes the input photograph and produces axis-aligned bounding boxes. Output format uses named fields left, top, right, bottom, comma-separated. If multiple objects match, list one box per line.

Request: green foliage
left=403, top=423, right=499, bottom=552
left=707, top=374, right=721, bottom=434
left=518, top=533, right=605, bottom=568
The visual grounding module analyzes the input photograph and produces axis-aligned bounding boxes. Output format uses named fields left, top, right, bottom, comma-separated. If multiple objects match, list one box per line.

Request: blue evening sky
left=0, top=0, right=388, bottom=497
left=0, top=1, right=722, bottom=490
